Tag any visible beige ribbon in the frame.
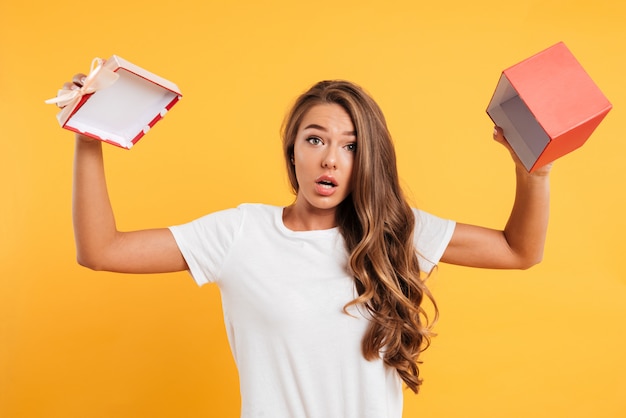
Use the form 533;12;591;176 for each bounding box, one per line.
45;57;119;122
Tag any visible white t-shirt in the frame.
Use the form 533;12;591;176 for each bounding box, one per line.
169;204;455;418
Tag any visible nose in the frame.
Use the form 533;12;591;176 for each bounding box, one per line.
322;147;337;169
322;154;336;169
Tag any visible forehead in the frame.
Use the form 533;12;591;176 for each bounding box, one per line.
299;103;355;133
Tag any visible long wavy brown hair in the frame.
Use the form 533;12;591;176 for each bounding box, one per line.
281;80;438;393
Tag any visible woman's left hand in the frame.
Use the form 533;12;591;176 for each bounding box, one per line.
493;126;553;177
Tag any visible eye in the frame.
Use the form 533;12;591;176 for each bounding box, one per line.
307;136;323;145
345;143;357;152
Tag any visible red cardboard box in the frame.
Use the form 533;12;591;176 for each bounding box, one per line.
487;42;612;172
46;56;182;149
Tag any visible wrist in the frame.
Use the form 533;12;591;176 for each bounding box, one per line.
515;164;551;183
75;133;100;146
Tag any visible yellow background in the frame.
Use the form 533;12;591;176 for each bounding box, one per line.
2;0;625;417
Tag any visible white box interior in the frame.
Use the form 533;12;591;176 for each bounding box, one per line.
65;68;178;148
487;74;550;171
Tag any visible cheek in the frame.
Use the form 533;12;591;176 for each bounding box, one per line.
343;154;356;175
293;145;319;170
292;155;312;182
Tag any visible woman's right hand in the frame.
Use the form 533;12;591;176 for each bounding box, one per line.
59;73;87;99
57;73;98;144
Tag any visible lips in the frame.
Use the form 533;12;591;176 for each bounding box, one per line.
315;175;337;187
315;175;338;196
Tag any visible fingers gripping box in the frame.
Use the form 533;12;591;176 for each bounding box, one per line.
487;42;612;172
46;56;182;149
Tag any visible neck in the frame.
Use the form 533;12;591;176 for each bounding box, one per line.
282;203;337;231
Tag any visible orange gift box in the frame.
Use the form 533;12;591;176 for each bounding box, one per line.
487;42;612;172
46;56;182;149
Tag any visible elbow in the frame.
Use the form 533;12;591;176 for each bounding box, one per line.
74;235;117;271
517;253;544;270
76;250;106;271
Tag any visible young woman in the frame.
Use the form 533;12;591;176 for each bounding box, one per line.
67;78;550;417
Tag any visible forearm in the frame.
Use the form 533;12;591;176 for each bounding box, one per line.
503;166;550;267
441;127;551;270
72;135;118;269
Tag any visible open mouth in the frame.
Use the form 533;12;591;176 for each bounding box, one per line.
316;179;337;188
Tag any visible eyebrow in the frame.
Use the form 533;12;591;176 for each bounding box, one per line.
303;124;356;137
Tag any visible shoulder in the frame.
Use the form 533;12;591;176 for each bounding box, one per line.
412;208;455;233
410;208;456;272
185;203;279;223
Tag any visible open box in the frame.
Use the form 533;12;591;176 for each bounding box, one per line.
47;56;182;149
487;42;612;172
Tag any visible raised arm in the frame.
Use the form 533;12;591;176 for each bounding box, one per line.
73;134;187;273
441;127;550;269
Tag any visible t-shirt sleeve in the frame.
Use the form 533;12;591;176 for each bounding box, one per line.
412;208;456;274
168;207;243;286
